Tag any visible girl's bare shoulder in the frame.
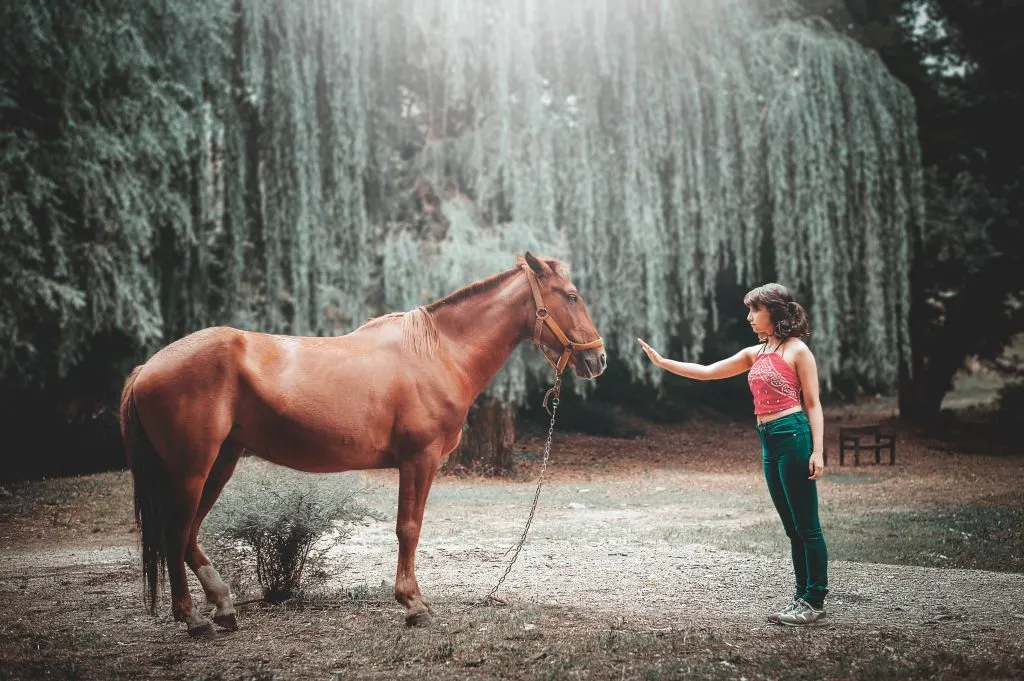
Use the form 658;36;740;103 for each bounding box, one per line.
787;337;810;349
742;342;766;360
786;338;815;360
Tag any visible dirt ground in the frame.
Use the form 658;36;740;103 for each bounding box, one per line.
1;402;1023;681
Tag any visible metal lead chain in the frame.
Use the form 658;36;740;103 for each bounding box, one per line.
454;374;561;614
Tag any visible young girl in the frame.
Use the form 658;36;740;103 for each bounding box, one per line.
637;283;828;626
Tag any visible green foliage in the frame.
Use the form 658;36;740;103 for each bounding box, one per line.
200;461;384;603
912;170;1007;366
759;21;921;386
821;1;1024;417
0;0;229;386
371;0;921;393
1;0;923;412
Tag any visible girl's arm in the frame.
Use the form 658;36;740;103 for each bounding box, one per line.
794;344;825;479
638;339;753;380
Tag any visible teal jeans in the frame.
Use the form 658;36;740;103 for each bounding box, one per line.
757;412;829;608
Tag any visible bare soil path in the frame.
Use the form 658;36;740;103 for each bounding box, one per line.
2;411;1023;680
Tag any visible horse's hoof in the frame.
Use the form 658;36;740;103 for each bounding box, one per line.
188;621;216;639
405;609;433;627
213;612;238;631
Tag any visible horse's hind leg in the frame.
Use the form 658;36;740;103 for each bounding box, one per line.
155;427;235;638
187;440;244;631
164;455;219;639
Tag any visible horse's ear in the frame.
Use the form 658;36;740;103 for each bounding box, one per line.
523;251;548;277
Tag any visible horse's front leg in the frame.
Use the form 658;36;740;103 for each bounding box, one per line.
395;454;439;626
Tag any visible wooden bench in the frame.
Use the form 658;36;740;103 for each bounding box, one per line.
837;424;896;466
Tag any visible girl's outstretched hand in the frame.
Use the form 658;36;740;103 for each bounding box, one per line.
637;338;664;368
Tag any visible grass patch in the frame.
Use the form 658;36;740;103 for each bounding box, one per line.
722;506;1024;573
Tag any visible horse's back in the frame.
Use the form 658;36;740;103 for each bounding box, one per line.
131;323;463;470
139;324;379;384
238;324;464;467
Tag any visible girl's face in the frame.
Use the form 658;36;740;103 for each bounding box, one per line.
746;305;774;339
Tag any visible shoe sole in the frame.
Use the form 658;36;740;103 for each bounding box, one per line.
779;617;831;628
767;603;802;624
767;613;796;624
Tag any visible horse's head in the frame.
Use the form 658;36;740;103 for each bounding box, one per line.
517;251;607;380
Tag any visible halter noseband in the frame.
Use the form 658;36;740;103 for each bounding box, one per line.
520;263;604;374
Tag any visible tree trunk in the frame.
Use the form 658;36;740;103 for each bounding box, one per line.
900;252;1018;423
444;396;517;476
899;253;941;422
899;290;963;423
898;370;949;423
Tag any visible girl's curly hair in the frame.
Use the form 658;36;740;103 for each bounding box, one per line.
743;283;809;340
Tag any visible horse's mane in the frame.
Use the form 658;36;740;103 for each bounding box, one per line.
358;307;441;357
359;260;565;357
422;259;567;311
423;266;522;312
358;267;520;357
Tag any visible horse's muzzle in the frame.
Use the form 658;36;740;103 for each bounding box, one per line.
576;349;607;379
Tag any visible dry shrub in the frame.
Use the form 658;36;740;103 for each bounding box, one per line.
201;460;384;603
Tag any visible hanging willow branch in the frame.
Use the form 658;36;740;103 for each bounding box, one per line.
379;0;922;392
1;0;921;401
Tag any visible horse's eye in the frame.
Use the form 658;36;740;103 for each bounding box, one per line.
568;293;578;303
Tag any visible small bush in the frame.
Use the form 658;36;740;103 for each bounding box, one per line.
201;460;384;603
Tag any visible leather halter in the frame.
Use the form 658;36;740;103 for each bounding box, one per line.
520;263;604;375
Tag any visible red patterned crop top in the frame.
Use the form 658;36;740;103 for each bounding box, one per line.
748;350;802;416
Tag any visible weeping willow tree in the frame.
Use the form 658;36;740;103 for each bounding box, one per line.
1;0;921;388
1;0;922;476
0;0;382;390
0;0;385;478
224;0;380;336
376;0;923;393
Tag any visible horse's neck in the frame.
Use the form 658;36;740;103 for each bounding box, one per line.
430;273;533;397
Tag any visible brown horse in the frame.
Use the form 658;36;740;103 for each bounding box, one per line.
120;252;605;637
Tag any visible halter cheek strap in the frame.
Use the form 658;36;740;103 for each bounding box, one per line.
520;264;604;374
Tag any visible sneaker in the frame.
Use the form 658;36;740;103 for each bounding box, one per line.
778;598;827;626
767;599;800;624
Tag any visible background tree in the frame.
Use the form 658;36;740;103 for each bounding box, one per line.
1;0;927;478
798;0;1024;419
902;0;1024;420
0;0;234;477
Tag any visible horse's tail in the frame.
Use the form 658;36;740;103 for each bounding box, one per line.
120;365;169;614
